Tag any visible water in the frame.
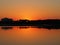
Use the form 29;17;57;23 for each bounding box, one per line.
0;26;60;45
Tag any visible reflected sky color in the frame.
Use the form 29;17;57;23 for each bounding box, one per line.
0;0;60;20
0;27;60;45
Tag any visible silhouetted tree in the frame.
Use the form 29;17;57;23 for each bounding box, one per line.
0;18;13;26
1;18;13;22
18;19;29;26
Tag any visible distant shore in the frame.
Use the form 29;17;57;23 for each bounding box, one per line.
0;18;60;29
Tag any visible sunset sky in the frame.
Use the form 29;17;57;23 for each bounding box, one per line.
0;0;60;20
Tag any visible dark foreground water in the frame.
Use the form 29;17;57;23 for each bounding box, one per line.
0;26;60;45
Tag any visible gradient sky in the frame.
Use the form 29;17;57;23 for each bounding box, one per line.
0;0;60;20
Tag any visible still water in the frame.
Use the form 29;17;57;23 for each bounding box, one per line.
0;26;60;45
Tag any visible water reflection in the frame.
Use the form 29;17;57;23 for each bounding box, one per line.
19;26;29;29
1;26;13;30
0;26;60;45
0;26;60;30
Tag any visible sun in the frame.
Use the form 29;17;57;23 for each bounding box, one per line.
20;8;34;20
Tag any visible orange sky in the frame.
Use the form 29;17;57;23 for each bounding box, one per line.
0;0;60;20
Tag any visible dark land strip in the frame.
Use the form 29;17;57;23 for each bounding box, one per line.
0;18;60;29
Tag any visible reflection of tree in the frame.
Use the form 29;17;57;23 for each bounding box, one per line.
1;26;13;30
